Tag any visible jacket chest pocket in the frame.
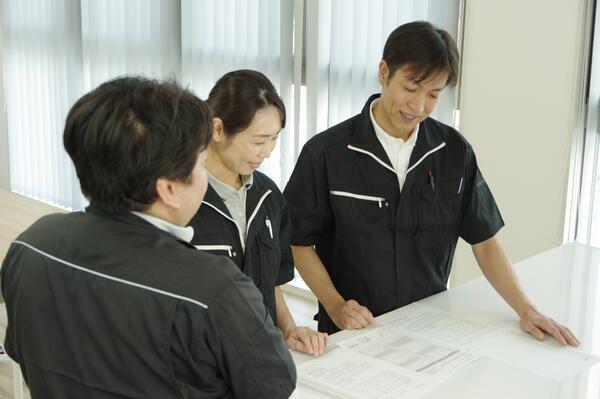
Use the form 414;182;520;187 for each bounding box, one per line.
255;220;281;288
193;230;238;258
417;177;463;248
330;190;393;249
194;244;235;257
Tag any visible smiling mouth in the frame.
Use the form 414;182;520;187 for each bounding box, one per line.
400;111;419;122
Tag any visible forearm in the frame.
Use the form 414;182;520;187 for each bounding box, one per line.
274;286;296;336
472;235;534;317
291;245;345;314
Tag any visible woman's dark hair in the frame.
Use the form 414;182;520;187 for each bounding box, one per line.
207;69;286;135
63;76;212;213
383;20;459;87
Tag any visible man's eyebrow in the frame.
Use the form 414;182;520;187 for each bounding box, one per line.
404;79;444;92
408;78;445;92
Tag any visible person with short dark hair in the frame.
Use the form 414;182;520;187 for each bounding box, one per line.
284;21;580;348
1;76;296;398
188;69;328;357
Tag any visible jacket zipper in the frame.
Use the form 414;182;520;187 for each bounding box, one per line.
330;190;386;208
194;245;233;257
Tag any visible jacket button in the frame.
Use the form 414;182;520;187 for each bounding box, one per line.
233;252;237;257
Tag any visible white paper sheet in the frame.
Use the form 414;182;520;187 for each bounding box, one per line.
298;304;504;397
338;324;479;380
297;347;431;399
377;303;500;348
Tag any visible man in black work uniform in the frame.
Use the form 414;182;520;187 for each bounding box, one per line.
1;77;296;398
284;21;579;347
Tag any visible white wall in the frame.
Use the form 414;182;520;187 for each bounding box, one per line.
0;85;8;191
0;82;8;191
450;0;587;285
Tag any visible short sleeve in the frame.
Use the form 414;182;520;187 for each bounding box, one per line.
459;145;505;244
283;145;332;246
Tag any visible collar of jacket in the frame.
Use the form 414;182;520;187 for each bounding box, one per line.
202;173;272;219
85;204;196;248
201;173;273;250
202;184;231;217
348;94;447;186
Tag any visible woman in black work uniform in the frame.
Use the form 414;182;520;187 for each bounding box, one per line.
188;69;327;356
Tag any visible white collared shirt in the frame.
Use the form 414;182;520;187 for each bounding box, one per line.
131;211;195;243
369;98;419;191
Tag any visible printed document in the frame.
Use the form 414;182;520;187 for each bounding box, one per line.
297;347;430;399
298;304;499;397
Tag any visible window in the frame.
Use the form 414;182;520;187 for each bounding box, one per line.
3;0;461;211
3;0;294;208
3;0;462;294
569;1;600;247
4;0;86;209
304;0;460;138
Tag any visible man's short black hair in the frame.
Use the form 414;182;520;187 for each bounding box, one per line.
63;76;212;213
383;20;459;87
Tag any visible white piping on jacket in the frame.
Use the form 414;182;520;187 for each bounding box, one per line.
347;142;447;178
405;142;446;174
201;201;245;250
246;190;272;235
202;189;273;248
347;145;395;173
12;240;208;309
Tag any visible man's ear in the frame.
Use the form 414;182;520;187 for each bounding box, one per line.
155;177;181;209
378;60;389;86
212;117;226;143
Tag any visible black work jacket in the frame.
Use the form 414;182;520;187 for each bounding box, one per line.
284;94;504;334
1;207;296;398
188;171;295;323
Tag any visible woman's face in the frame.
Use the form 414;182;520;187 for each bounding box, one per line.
212;105;282;176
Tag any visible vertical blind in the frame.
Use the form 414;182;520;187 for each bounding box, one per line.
305;0;460;140
80;0;182;87
4;0;85;209
3;0;460;210
181;0;294;188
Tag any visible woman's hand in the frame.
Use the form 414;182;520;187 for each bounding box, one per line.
285;326;329;357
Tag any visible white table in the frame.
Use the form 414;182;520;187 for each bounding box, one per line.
292;243;600;398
